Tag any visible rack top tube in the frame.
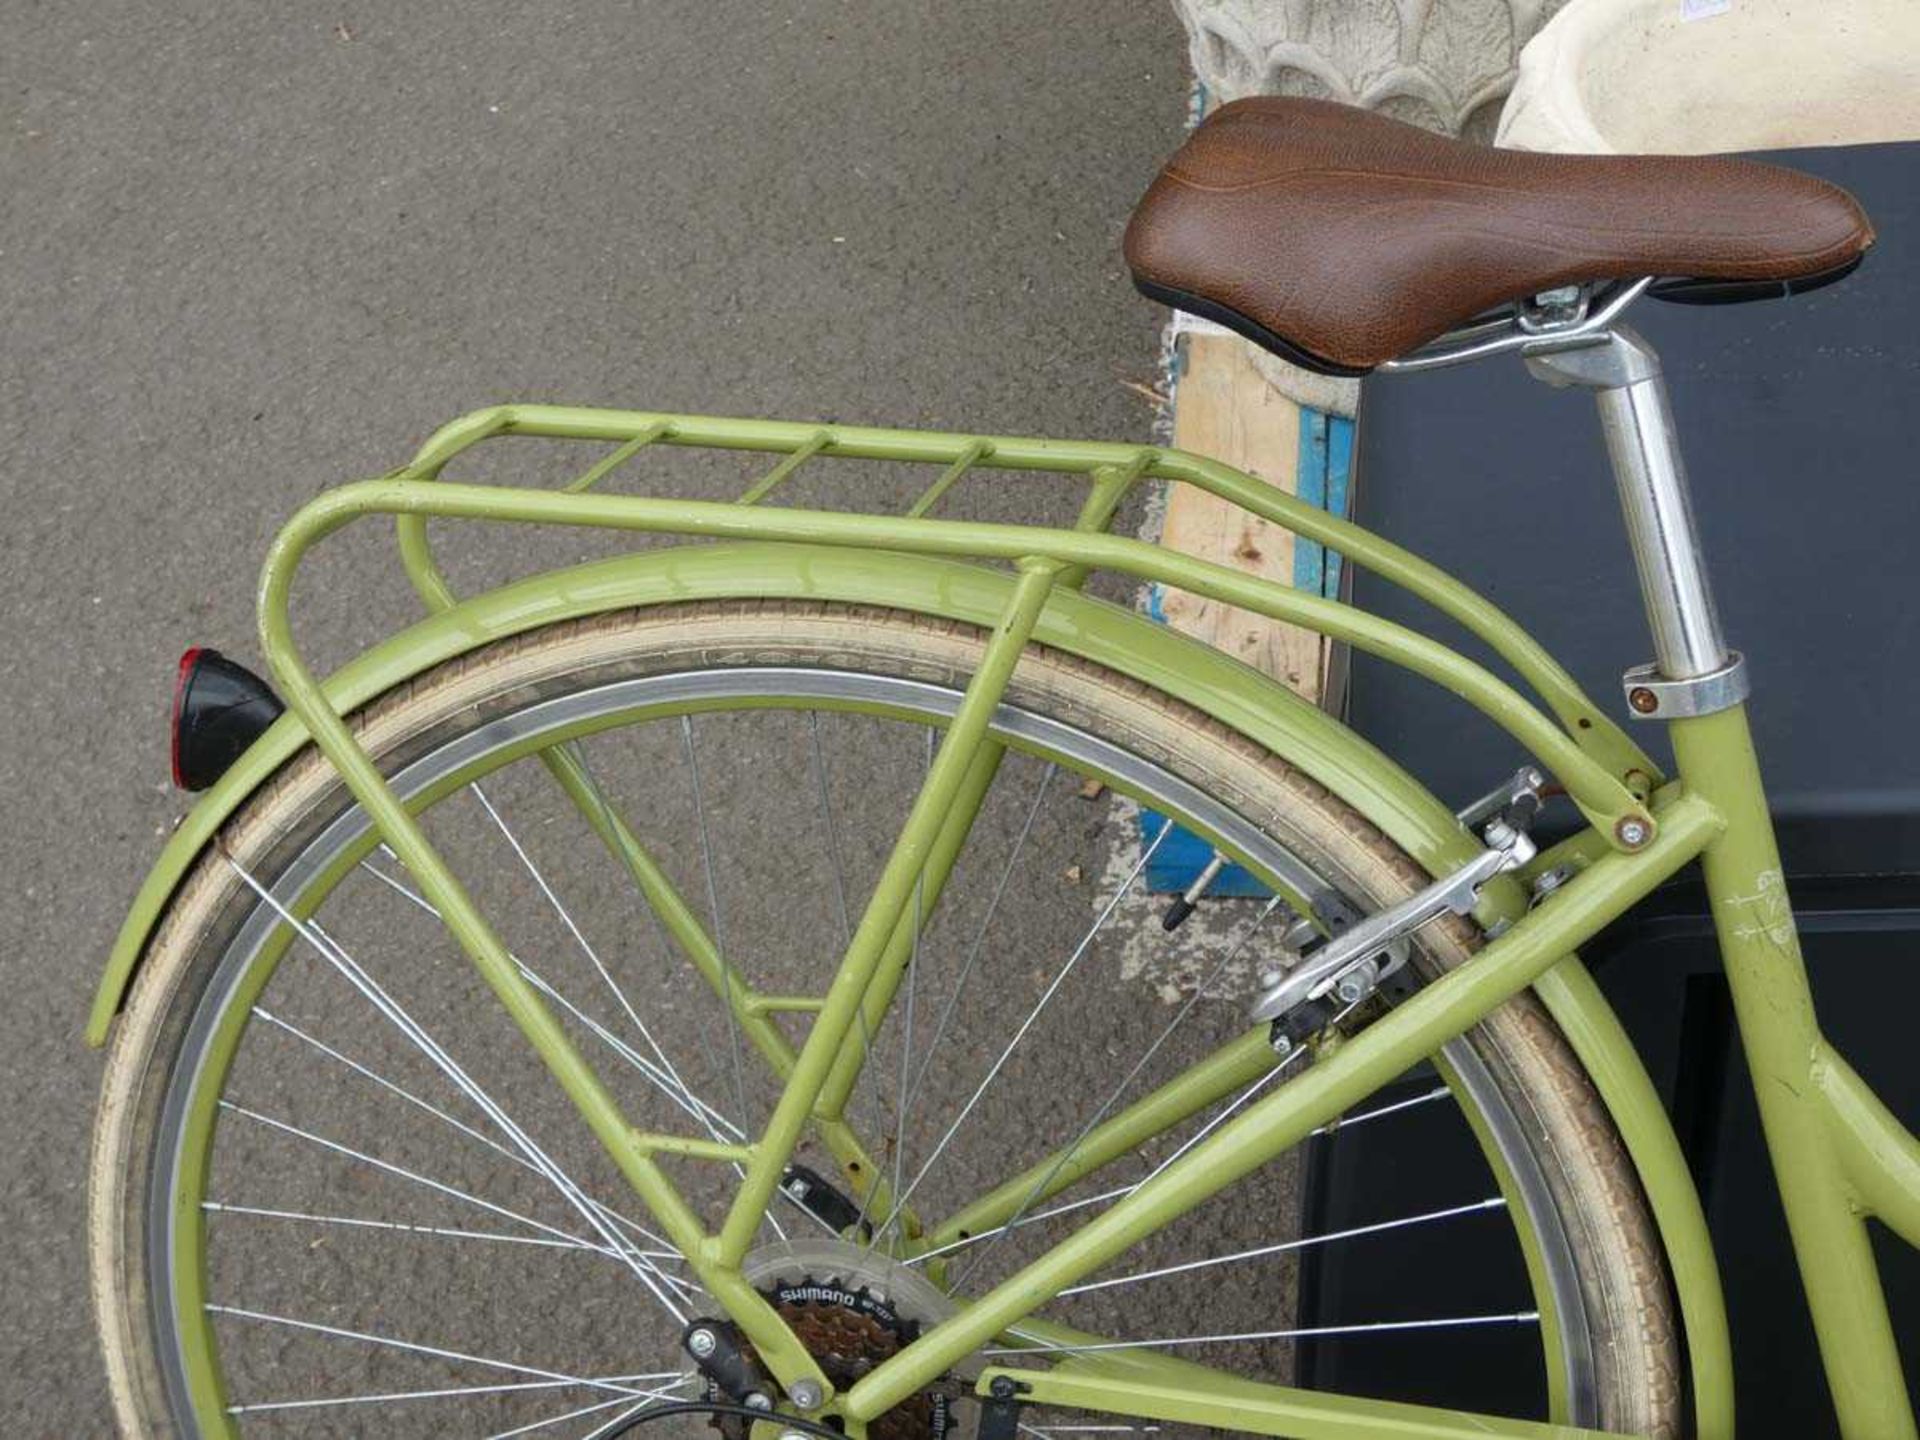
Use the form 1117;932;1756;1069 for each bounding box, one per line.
368;403;1661;847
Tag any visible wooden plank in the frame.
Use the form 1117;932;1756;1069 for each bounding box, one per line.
1161;332;1331;700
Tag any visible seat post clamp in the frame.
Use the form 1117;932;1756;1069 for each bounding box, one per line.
1621;651;1750;720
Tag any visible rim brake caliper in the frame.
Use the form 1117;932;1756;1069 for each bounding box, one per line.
1250;767;1546;1056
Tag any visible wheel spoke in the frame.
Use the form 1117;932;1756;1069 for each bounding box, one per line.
252;1005;528;1169
487;1382;700;1440
897;760;1057;1155
466;781;792;1251
906;1057;1284;1269
887;817;1174;1228
991;1310;1541;1356
255;979;695;1267
681;719;756;1149
225;855;692;1317
488;1395;638;1440
865;726;935;1255
469;781;727;1145
1132;1070;1448;1195
359;853;744;1143
910;1002;1413;1270
201;1200;679;1258
1317;1084;1452;1132
206;1303;673;1393
502;1387;691;1440
216;1101;640;1261
226;1371;685;1415
908;1185;1135;1266
949;889;1285;1289
1060;1196;1506;1296
568;739;732;1102
552;1390;695;1440
810;709;858;959
808;709;889;1152
677;716;796;1249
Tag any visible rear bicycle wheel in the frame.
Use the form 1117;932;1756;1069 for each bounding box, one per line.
92;599;1680;1437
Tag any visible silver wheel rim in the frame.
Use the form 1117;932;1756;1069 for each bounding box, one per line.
148;665;1599;1433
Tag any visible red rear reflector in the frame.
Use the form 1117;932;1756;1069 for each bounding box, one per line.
168;648;284;792
169;647;207;790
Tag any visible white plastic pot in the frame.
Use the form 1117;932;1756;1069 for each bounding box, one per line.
1498;0;1920;154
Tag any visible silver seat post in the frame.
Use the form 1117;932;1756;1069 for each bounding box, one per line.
1525;323;1750;719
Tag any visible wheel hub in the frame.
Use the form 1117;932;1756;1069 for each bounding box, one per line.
702;1239;974;1440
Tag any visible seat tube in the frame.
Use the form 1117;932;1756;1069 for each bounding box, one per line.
1525;324;1728;680
1531;324;1919;1436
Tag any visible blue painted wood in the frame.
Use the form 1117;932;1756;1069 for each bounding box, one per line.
1295;411;1329;596
1292;411;1354;599
1324;415;1353;598
1137;402;1355;891
1142;807;1271;896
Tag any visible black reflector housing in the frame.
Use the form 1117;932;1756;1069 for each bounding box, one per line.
171;648;284;791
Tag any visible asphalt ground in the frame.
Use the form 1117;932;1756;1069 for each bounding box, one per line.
0;2;1224;1431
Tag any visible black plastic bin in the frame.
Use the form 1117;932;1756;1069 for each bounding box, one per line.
1296;141;1920;1436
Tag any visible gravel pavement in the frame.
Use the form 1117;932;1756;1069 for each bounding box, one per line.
1;4;1197;1430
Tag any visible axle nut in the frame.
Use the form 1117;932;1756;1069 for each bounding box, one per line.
686;1327;717;1359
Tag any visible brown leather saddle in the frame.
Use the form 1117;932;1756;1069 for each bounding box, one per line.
1124;97;1874;376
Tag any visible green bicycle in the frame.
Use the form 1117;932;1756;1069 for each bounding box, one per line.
87;97;1917;1439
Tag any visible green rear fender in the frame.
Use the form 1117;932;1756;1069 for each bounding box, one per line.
92;540;1494;1045
86;540;1730;1433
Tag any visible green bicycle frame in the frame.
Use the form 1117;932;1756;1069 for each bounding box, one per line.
95;402;1920;1437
